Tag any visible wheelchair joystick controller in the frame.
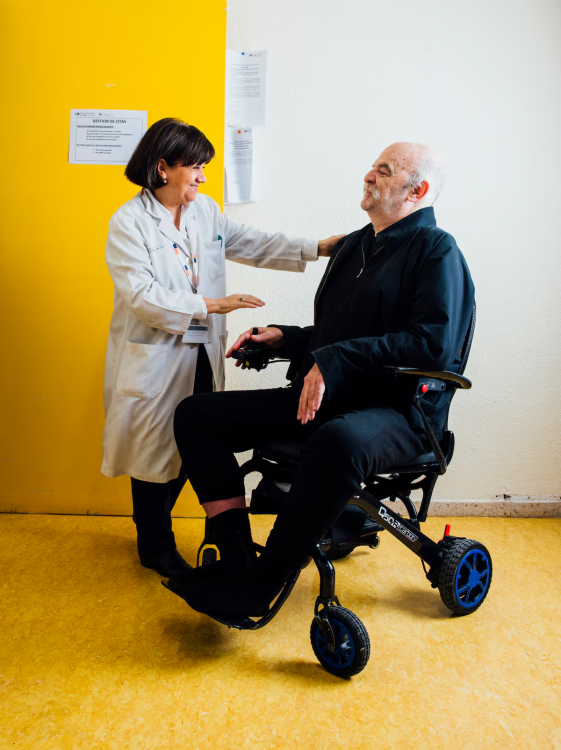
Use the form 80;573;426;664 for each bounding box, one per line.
230;327;288;372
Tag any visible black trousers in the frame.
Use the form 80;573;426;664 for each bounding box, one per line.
131;345;213;556
174;387;426;570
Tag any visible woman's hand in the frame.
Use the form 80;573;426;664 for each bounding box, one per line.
203;294;265;315
318;234;346;257
227;326;284;367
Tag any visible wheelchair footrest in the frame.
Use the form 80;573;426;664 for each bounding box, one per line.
330;535;380;552
206;569;302;632
210;615;259;630
330;508;383;550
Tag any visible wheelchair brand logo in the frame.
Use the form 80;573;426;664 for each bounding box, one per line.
378;506;419;542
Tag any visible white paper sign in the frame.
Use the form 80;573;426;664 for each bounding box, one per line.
69;109;147;165
225;50;267;127
224;127;256;204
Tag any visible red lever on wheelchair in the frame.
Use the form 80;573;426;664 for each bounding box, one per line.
439;524;451;542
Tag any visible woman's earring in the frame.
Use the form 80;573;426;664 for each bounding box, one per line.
163;178;167;184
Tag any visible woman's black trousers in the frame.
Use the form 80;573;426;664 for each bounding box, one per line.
130;345;213;556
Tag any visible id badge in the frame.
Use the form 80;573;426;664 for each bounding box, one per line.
182;320;211;344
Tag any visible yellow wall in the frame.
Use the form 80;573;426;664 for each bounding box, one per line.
0;0;226;516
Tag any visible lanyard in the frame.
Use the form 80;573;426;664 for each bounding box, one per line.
171;239;199;294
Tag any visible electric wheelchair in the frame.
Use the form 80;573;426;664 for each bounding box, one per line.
194;309;492;677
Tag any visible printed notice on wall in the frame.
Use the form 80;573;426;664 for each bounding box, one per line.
225;50;267;127
224;127;256;204
68;109;147;165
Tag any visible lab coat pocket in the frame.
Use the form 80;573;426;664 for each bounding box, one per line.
116;341;169;399
204;240;225;283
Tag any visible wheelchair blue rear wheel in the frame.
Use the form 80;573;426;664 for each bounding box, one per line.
438;539;492;615
310;607;370;677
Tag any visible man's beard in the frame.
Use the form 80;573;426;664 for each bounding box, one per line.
361;184;381;210
361;184;404;213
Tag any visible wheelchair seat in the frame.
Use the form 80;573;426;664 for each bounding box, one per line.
260;439;439;475
259;439;305;466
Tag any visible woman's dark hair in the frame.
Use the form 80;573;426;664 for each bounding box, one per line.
125;118;215;190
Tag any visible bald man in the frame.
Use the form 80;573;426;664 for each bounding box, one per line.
170;143;475;618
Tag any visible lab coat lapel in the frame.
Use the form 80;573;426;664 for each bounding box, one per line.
184;209;202;285
157;206;198;260
141;189;191;255
183;210;198;258
157;218;187;251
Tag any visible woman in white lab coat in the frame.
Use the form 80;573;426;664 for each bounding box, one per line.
102;118;339;578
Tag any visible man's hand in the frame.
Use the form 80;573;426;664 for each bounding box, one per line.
318;234;346;257
297;364;326;424
227;326;284;368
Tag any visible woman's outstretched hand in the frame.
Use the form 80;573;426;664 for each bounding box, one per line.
227;326;284;368
318;234;346;257
203;294;265;315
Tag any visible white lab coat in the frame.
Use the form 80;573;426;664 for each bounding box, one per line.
101;189;318;483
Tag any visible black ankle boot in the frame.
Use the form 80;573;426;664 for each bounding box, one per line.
209;508;257;568
166;558;286;618
164;503;337;619
139;548;192;578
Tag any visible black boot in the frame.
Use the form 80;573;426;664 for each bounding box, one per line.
163;482;354;619
208;508;257;568
165;562;285;618
140;548;192;578
165;512;310;618
165;494;346;619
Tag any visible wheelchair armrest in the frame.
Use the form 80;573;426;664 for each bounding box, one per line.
384;366;472;390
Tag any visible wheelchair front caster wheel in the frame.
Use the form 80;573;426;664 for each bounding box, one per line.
201;547;218;567
438;539;492;615
310;607;370;677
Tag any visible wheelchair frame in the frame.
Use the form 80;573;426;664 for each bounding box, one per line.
194;307;493;676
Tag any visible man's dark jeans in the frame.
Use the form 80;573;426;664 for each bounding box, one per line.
174;387;426;570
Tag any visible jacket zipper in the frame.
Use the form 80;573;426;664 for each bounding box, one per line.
314;240;346;322
356;241;366;278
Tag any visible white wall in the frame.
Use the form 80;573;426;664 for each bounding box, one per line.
223;0;561;500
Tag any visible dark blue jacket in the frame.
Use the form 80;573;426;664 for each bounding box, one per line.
274;207;475;439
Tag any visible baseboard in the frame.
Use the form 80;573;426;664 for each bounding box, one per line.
385;495;561;518
2;496;559;520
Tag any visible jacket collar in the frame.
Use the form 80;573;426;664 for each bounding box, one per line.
318;207;437;295
140;188;195;221
140;189;198;253
336;207;436;256
140;188;162;220
375;206;436;240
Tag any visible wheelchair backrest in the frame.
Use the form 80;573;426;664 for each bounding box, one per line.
458;303;476;377
443;303;476;435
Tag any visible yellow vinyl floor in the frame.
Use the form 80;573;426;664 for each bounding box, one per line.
0;514;560;750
